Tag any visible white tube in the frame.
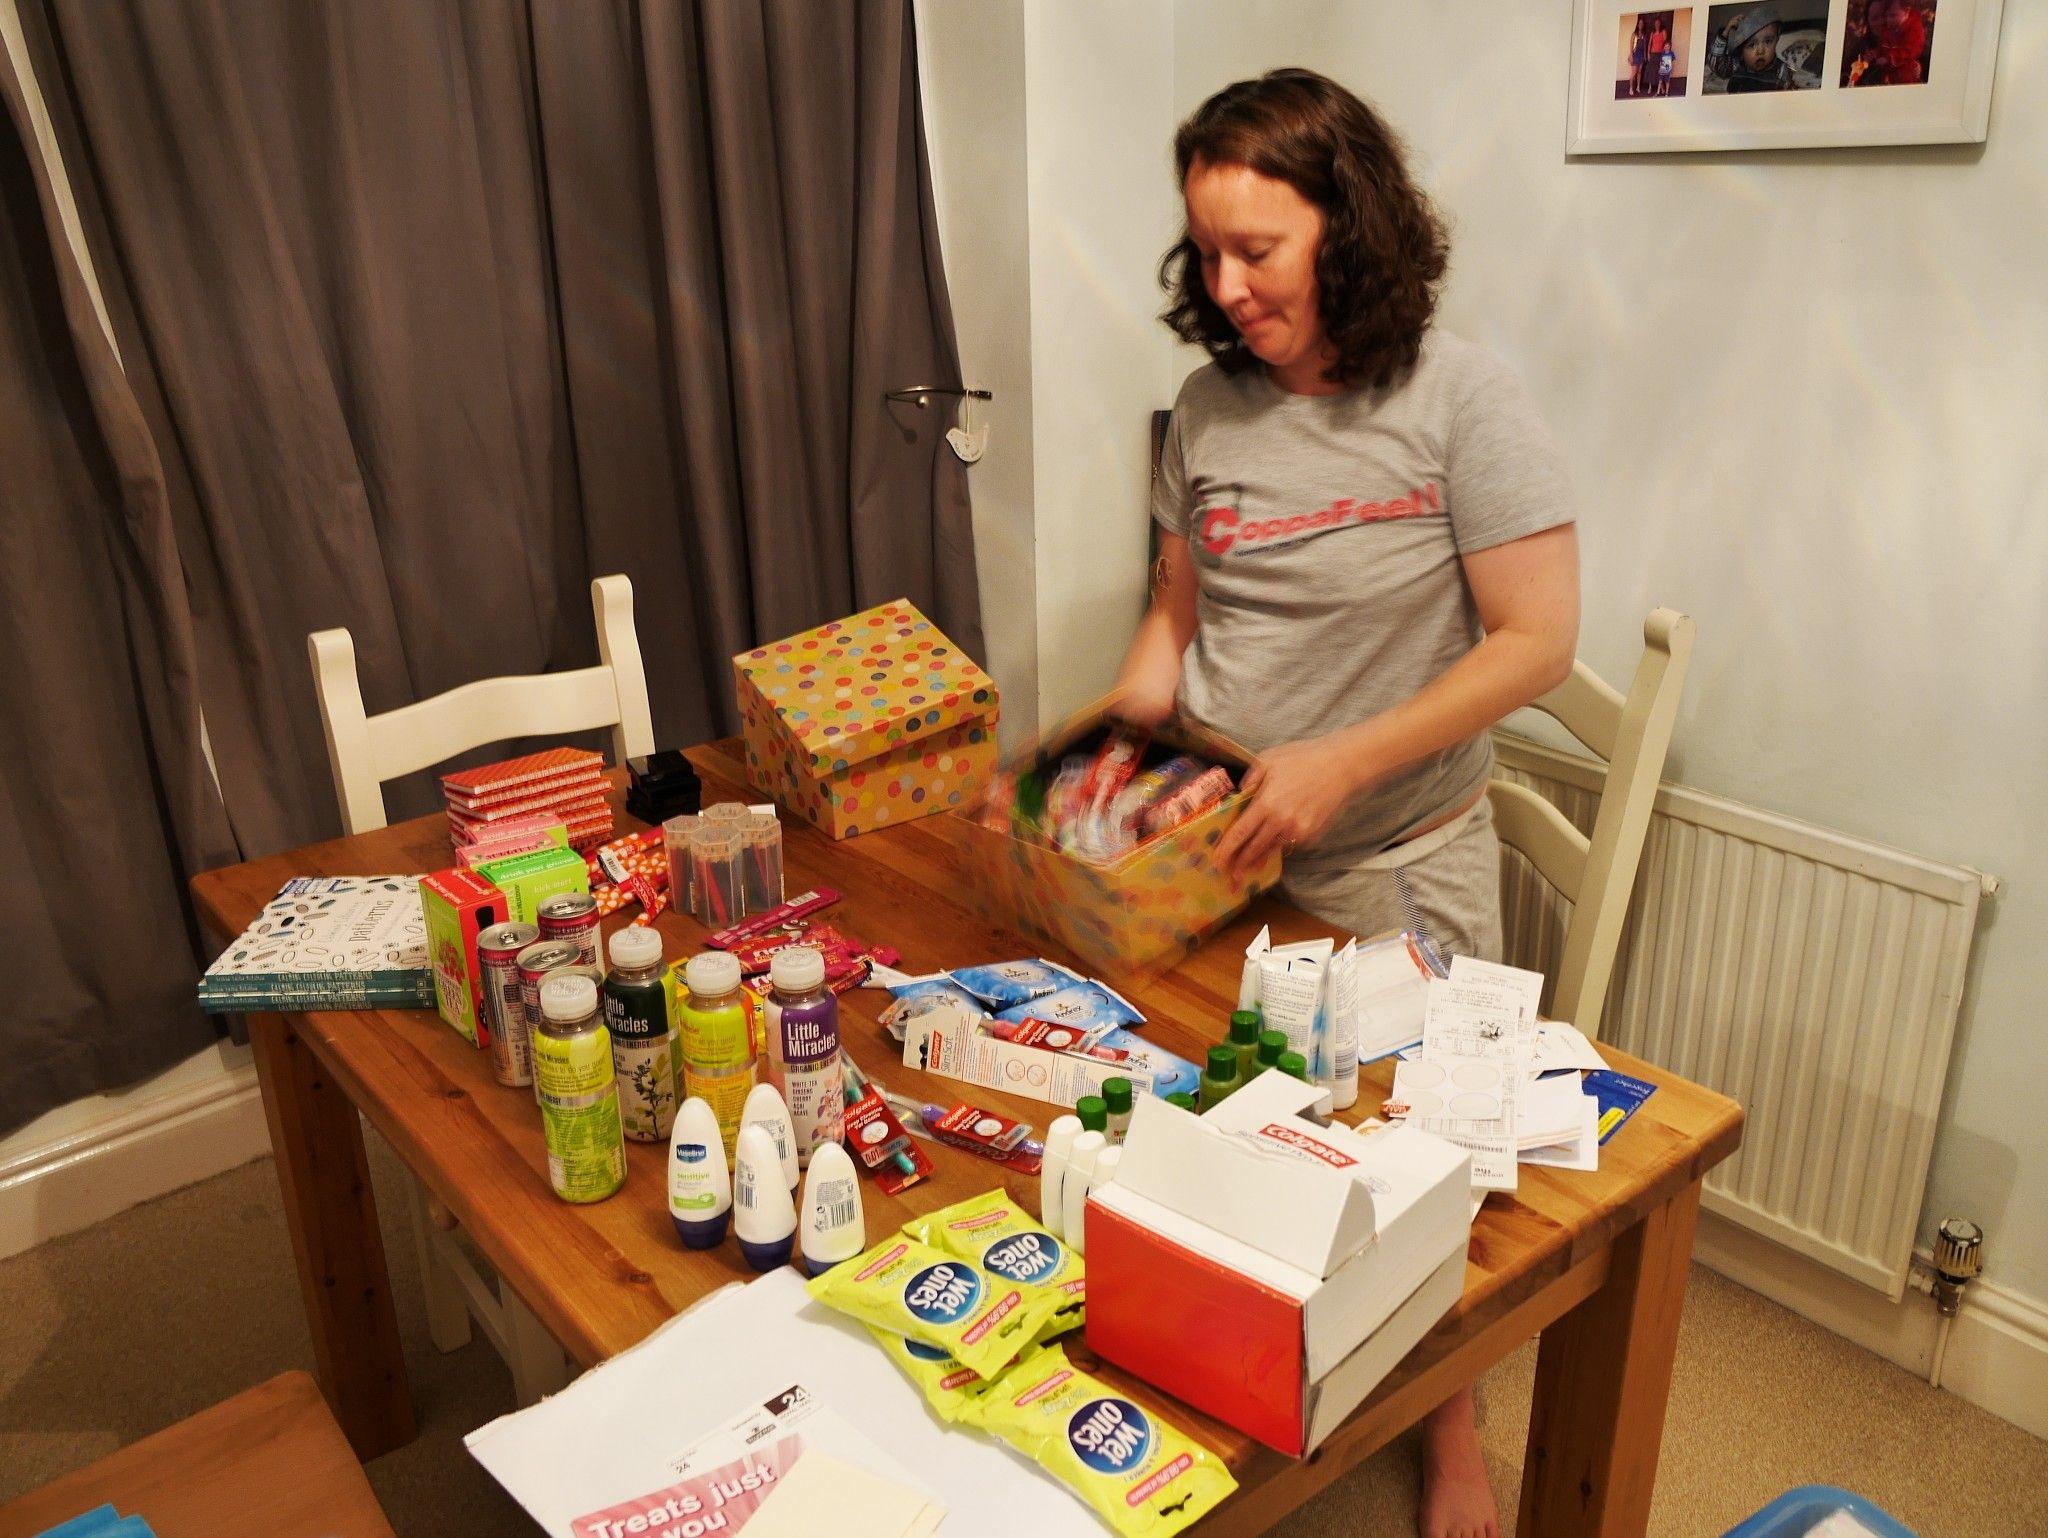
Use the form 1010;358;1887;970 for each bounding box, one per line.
1063;1131;1106;1255
1040;1114;1082;1239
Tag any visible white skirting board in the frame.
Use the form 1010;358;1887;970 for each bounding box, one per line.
1694;1209;2048;1441
0;1044;272;1261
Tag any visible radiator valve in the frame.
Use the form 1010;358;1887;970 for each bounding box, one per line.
1931;1218;1984;1318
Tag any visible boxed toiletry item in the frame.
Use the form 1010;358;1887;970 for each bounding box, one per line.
473;843;591;928
420;867;508;1046
948;697;1282;977
734;598;999;840
1084;1068;1472;1455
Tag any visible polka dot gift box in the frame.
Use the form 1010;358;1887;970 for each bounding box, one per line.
733;598;1000;840
947;696;1284;980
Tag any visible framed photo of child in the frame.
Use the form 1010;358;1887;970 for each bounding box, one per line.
1567;0;2005;153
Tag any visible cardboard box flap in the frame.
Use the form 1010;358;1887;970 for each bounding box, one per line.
733;598;997;776
1115;1095;1377;1278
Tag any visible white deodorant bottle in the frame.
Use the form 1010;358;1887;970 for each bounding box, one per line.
741;1080;800;1190
733;1123;796;1270
798;1141;864;1277
1062;1130;1107;1256
667;1096;731;1249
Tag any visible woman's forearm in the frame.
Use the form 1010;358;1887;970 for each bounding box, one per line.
1326;624;1573;796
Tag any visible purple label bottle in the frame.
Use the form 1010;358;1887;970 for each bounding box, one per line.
763;945;845;1167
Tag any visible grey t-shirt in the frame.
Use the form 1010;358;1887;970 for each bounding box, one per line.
1152;329;1574;863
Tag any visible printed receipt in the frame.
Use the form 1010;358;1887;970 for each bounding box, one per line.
1401;958;1545;1193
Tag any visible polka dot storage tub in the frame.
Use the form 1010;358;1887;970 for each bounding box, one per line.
733;598;1000;840
946;695;1283;980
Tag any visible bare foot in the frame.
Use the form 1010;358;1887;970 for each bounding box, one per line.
1419;1387;1499;1538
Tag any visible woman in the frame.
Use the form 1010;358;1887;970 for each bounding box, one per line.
1115;70;1578;1538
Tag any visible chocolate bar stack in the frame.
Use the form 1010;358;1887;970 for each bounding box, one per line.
441;748;614;853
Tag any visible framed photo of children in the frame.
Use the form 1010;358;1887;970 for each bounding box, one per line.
1567;0;2005;153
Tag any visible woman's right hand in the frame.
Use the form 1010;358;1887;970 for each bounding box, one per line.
1112;654;1180;729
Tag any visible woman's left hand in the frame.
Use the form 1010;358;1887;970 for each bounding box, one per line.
1215;735;1370;882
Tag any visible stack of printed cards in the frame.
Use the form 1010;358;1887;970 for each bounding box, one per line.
442;748;612;852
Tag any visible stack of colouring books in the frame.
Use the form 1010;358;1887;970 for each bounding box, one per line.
198;875;432;1012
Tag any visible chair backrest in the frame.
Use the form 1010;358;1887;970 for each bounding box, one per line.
308;574;657;835
1488;607;1695;1040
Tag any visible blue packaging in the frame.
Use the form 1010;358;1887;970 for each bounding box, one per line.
885;973;986;1012
992;980;1144;1031
1093;1028;1201;1099
1585;1069;1657;1144
949;958;1080;1009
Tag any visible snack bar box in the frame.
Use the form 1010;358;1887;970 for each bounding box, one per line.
946;694;1282;977
733;598;999;840
1085;1071;1472;1456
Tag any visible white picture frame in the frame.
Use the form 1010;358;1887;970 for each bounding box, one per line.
1567;0;2005;154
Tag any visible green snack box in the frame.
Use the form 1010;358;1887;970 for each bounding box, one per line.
474;844;591;926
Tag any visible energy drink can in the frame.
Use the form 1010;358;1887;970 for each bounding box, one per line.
517;938;584;1101
479;921;540;1088
537;891;601;967
533;973;625;1204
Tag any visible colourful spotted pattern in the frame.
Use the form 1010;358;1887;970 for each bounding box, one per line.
734;599;1000;841
948;708;1284;978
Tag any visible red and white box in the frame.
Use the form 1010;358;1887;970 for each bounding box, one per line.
441;748;613;852
1084;1070;1472;1456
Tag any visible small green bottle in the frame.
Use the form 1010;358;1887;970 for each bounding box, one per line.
1278;1049;1310;1083
1076;1094;1109;1135
1165;1092;1199;1111
1200;1045;1241;1111
1227;1011;1262;1084
1256;1030;1288;1074
1101;1077;1134;1143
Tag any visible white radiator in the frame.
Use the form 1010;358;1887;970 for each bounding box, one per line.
1494;733;1993;1300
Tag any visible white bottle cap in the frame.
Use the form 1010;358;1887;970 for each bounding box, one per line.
769;945;827;993
1089;1146;1123;1193
742;1081;800;1189
538;974;598;1023
608;926;663;970
684;951;741;997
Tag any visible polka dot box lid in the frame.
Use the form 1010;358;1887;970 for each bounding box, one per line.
733;598;999;776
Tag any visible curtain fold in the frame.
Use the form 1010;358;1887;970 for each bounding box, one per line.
26;0;980;850
5;0;979;1120
0;41;234;1134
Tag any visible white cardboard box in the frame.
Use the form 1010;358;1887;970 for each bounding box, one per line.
1085;1070;1471;1454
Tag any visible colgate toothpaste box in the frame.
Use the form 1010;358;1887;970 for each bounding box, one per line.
946;695;1282;978
733;598;999;840
1085;1070;1471;1456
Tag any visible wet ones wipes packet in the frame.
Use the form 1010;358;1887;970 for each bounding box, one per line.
965;1344;1238;1536
903;1188;1085;1332
866;1324;1010;1422
807;1236;1064;1379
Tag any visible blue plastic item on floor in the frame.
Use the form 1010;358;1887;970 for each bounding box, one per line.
1721;1485;1918;1538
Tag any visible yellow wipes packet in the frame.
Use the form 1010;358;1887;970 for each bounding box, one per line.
964;1344;1238;1536
807;1236;1064;1379
867;1325;1027;1422
902;1188;1086;1334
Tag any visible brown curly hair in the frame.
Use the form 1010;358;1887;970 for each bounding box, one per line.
1161;69;1449;393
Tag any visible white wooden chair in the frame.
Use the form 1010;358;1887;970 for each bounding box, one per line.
1489;607;1695;1041
308;574;655;1404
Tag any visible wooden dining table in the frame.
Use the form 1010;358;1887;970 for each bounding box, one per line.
190;738;1742;1537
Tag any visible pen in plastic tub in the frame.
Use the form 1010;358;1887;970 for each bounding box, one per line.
741;812;783;917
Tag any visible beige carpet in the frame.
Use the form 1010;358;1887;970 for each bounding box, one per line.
3;1142;2044;1536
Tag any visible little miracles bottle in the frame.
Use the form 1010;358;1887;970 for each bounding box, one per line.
763;946;844;1168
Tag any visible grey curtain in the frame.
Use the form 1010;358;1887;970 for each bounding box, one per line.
0;47;236;1134
22;0;981;850
3;0;978;1128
